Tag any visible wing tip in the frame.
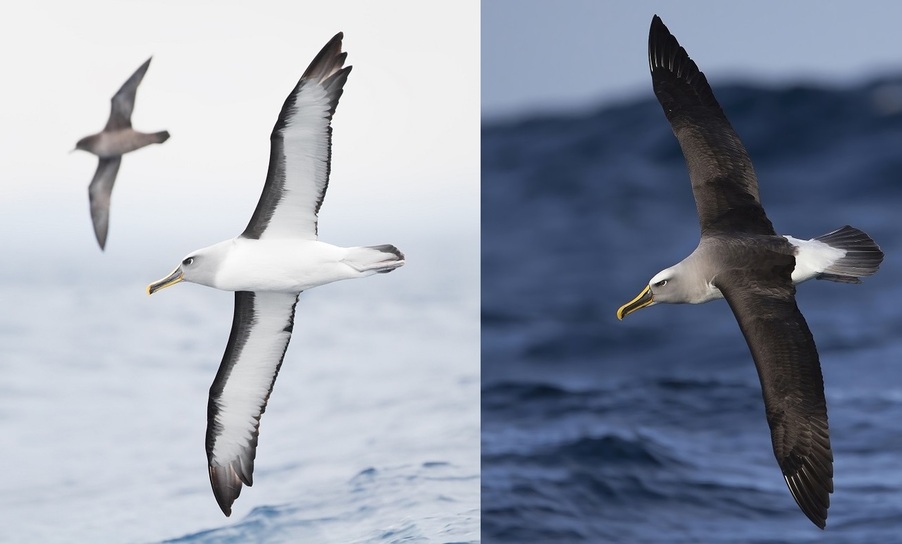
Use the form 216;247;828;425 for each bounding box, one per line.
647;14;670;73
301;31;349;82
130;56;152;83
94;228;107;250
274;31;351;130
89;202;108;250
648;15;688;76
209;463;254;517
650;14;664;34
781;447;833;530
784;472;831;529
647;14;717;108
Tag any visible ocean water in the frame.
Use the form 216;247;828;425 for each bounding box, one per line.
482;78;902;542
0;191;479;542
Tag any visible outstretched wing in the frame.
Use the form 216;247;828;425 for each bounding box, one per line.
648;15;774;236
206;290;300;516
105;57;152;131
87;157;122;250
242;32;351;241
715;252;833;529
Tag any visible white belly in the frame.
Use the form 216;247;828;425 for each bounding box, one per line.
213;238;360;292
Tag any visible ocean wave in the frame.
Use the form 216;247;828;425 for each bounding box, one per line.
483;77;902;542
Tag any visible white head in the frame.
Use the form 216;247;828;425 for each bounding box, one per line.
146;244;229;294
617;264;698;320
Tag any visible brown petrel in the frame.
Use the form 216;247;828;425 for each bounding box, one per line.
74;57;169;250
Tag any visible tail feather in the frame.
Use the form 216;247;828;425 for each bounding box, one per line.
814;225;883;283
343;244;405;274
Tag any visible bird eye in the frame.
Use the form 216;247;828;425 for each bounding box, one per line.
654;279;667;287
182;257;194;266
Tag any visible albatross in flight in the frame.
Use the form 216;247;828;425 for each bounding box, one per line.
74;57;170;250
617;15;883;529
147;33;404;516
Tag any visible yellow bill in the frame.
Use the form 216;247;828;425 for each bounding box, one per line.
617;285;654;320
147;267;184;295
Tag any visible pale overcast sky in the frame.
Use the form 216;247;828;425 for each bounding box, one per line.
0;0;478;255
483;1;902;121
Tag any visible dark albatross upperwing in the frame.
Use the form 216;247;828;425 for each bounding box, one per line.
648;15;775;237
105;57;152;131
206;290;300;516
715;248;833;529
242;32;351;241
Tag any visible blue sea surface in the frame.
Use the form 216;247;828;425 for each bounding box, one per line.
0;196;479;543
482;79;902;542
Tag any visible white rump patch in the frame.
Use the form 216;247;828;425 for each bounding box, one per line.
784;235;847;284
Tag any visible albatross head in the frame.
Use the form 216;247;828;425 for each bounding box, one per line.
146;244;228;295
616;267;687;320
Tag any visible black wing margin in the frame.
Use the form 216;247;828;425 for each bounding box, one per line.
206;290;300;516
242;32;351;240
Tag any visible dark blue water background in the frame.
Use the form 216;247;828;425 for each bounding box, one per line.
482;78;902;543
